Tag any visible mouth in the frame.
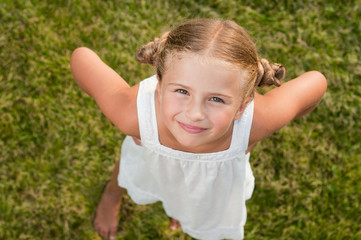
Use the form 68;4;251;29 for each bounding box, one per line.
178;122;208;134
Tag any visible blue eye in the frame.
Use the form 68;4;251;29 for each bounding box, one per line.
210;97;224;103
176;89;188;95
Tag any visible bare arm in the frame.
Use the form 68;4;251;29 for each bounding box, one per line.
70;47;139;137
248;71;327;148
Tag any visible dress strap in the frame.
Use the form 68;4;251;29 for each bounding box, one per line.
136;75;159;144
230;100;254;151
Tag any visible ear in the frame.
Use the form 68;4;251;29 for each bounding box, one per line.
234;104;247;120
234;98;251;120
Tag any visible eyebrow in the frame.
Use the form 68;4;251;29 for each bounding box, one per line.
167;83;234;99
168;83;190;89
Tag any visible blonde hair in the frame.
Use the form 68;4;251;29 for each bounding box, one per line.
136;18;285;100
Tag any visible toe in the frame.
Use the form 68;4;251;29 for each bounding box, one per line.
109;228;117;240
169;218;181;231
102;230;110;239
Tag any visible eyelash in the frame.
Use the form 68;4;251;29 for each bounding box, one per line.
176;89;224;103
176;89;189;95
210;97;224;103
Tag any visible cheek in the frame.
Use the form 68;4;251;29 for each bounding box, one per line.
161;93;185;119
208;107;235;129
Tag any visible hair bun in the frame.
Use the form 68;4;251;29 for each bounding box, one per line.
256;58;285;87
136;39;159;65
136;32;169;66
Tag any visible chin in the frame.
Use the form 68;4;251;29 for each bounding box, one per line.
176;135;206;150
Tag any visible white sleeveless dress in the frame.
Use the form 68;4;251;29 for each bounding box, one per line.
118;75;255;240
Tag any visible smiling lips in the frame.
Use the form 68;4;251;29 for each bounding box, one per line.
178;122;208;134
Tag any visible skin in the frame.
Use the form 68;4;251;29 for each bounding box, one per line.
155;54;248;153
70;47;327;239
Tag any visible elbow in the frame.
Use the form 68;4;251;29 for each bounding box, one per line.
70;47;82;74
70;47;91;93
70;47;90;69
70;48;82;86
305;71;328;112
70;47;93;86
301;71;327;104
309;70;328;95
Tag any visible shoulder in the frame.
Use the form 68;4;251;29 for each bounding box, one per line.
112;76;157;137
87;79;140;138
109;84;140;138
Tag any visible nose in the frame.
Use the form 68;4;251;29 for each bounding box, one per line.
185;98;205;122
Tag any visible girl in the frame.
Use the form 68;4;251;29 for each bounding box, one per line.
70;19;327;240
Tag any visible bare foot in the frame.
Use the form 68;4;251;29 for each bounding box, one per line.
94;182;123;239
169;218;181;231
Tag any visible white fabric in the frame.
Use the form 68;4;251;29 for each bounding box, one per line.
118;75;255;240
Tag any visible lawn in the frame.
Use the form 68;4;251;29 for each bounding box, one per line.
1;0;360;239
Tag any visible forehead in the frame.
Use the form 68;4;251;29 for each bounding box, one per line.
166;52;242;71
162;53;248;91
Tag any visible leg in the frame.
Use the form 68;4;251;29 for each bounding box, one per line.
94;160;125;239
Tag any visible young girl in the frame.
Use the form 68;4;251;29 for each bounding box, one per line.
70;19;327;240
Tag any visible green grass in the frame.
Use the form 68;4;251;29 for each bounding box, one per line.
1;0;360;239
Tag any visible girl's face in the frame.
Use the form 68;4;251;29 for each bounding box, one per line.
157;54;249;152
